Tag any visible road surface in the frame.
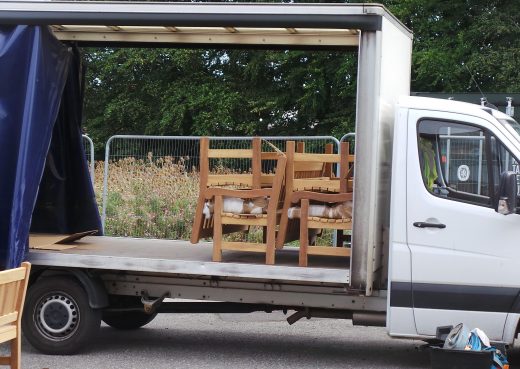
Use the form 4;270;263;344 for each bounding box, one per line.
2;312;519;369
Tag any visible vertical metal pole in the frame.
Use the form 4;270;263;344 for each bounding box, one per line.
82;134;95;187
477;132;483;195
446;127;451;180
101;136;116;232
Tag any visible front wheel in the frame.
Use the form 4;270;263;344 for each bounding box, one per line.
22;276;101;355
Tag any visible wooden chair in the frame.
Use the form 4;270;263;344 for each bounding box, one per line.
191;137;286;264
276;141;354;266
0;262;31;369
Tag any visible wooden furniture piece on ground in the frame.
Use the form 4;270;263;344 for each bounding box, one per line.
191;137;286;265
0;262;31;369
276;140;354;266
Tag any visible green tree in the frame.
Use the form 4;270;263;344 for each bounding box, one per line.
83;0;520;153
380;0;520;92
84;47;357;153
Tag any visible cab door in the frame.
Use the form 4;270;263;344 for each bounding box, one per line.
406;109;520;341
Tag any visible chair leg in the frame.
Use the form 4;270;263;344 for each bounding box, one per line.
336;230;344;247
11;333;20;369
190;196;207;244
299;199;309;267
212;196;223;262
0;356;11;366
276;203;290;249
265;211;276;266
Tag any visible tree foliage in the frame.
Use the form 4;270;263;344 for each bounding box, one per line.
83;0;520;152
381;0;520;92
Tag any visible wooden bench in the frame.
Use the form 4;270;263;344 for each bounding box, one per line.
191;137;286;264
0;262;31;369
277;141;354;266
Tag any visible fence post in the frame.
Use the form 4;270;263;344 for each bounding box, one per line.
101;136;118;232
82;134;95;186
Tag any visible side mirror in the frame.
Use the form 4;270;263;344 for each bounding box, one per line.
495;171;518;215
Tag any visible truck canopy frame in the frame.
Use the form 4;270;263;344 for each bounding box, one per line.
1;1;413;296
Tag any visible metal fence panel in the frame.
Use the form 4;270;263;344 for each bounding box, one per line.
82;134;95;185
101;135;339;240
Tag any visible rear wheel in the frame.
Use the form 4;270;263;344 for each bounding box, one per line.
22;276;101;355
102;311;157;330
102;296;157;330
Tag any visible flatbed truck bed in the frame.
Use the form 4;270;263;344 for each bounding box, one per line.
27;236;349;284
26;236;386;315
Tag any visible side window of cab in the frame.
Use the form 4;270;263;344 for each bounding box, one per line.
418;119;520;209
417;120;491;207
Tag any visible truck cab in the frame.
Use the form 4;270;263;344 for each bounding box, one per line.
388;96;520;344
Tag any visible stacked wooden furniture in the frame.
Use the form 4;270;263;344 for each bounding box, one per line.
191;137;286;265
0;262;31;369
277;141;354;266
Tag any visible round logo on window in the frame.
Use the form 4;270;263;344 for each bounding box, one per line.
457;165;470;182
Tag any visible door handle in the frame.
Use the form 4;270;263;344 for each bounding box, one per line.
413;222;446;229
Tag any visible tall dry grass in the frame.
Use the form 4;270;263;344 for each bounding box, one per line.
94;155;199;239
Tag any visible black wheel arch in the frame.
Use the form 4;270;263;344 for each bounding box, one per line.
30;267;109;309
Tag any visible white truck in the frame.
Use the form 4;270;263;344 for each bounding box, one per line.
2;1;520;355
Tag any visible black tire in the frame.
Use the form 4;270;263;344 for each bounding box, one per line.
22;276;101;355
102;311;157;330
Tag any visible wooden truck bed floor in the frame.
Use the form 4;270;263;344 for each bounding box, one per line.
27;236;350;285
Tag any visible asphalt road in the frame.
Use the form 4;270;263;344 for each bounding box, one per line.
2;312;519;369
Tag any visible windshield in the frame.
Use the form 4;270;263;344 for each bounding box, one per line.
498;117;520;142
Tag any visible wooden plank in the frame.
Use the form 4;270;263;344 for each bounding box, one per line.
0;285;5;316
190;196;207;243
0;312;17;327
2;281;17;315
208;149;253;158
0;269;25;285
212;196;223;262
294;153;340;163
221;242;267;252
260;152;280;160
252;137;262;189
17;262;31;317
340;141;349;193
260;173;275;185
324;143;333;177
292;178;340;192
290;191;352;203
294;161;324;172
307;246;351;257
299;198;310;267
222;213;267;219
276;140;295;249
205;188;270;198
265;154;286;265
207;174;252;187
307;220;352;230
199;137;209;190
0;325;16;343
220;216;267;226
0;357;10;365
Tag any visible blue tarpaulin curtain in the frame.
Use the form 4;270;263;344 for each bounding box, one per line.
31;47;102;236
0;26;70;269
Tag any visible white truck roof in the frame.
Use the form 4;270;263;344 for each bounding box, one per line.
0;1;411;47
399;95;511;121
